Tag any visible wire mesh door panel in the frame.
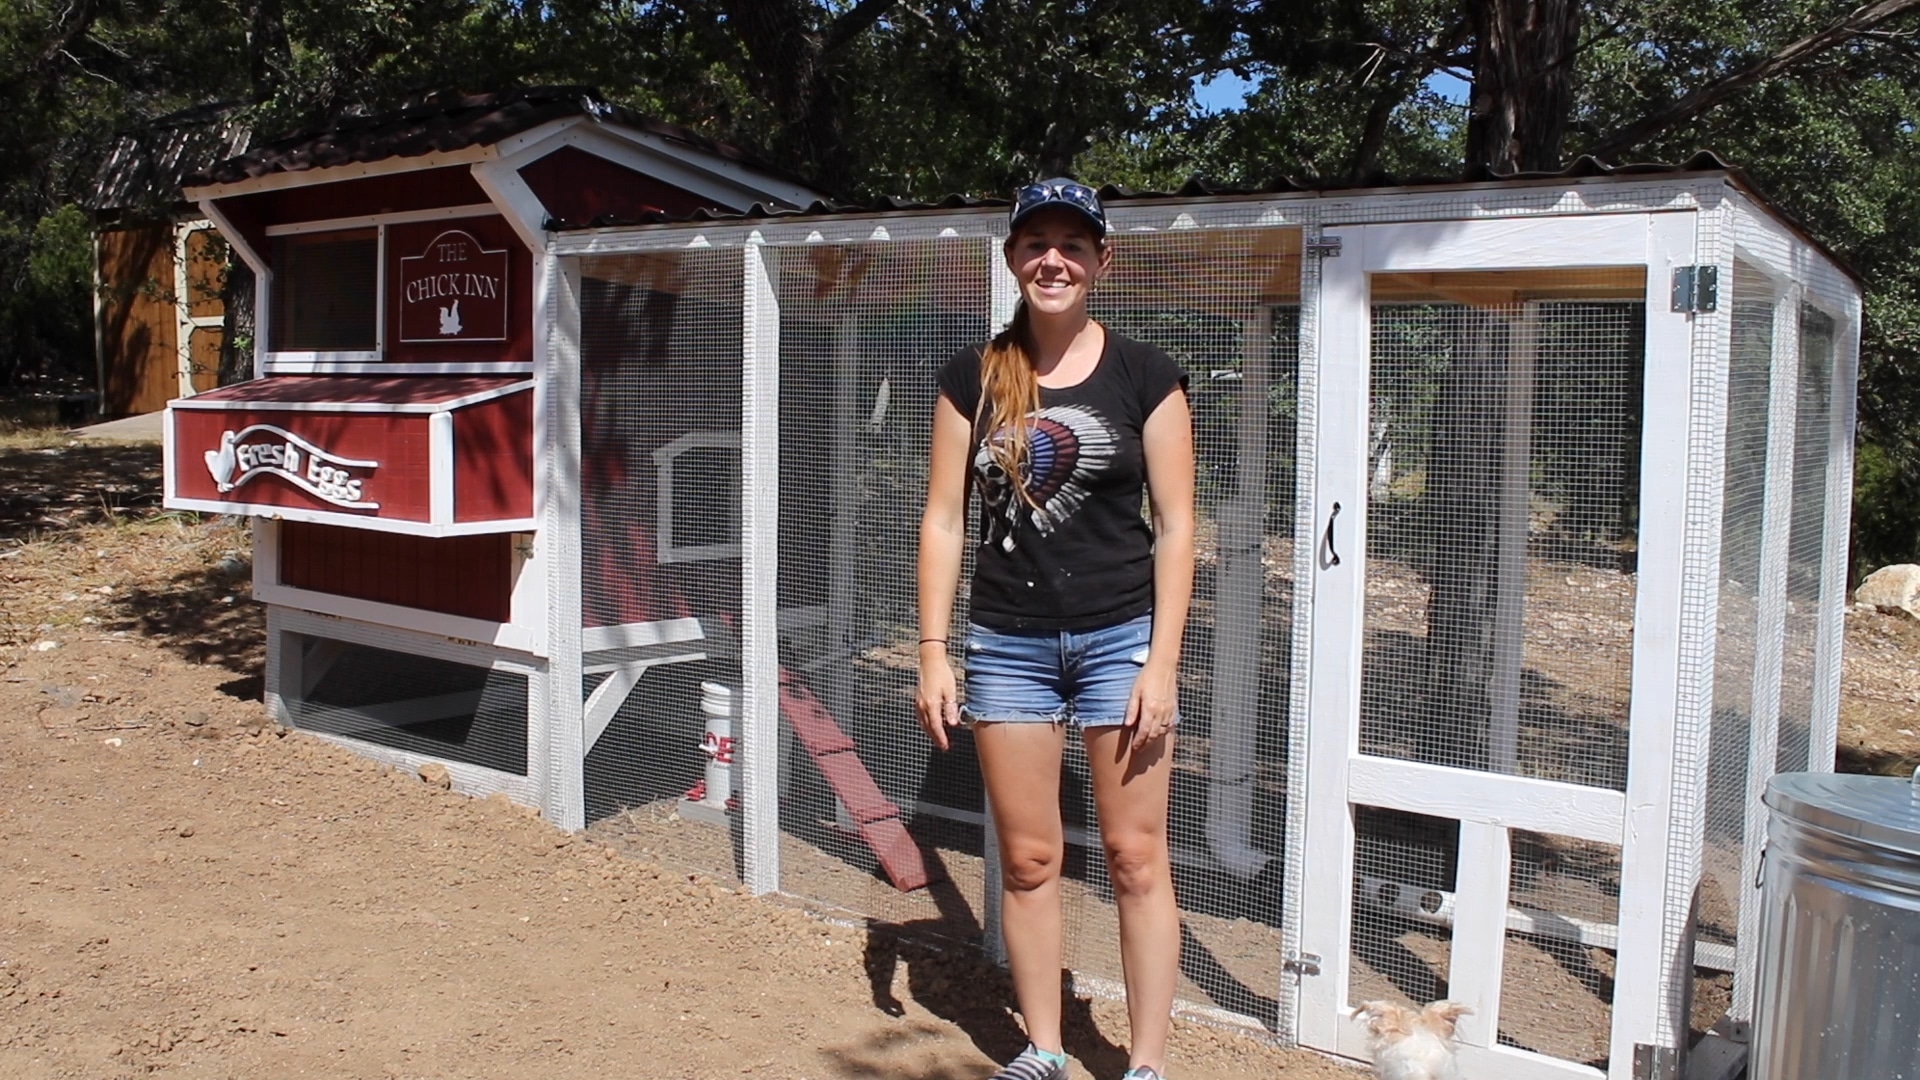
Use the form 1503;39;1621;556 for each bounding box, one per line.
1300;216;1667;1080
1357;279;1642;1077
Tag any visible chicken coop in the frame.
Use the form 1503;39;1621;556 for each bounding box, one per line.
169;134;1860;1080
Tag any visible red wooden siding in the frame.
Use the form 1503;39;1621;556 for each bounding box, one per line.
453;389;535;520
518;145;711;224
383;215;532;365
279;521;513;622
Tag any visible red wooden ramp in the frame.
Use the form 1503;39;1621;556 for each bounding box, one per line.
777;669;935;892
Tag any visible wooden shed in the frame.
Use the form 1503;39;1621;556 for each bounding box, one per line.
88;103;252;417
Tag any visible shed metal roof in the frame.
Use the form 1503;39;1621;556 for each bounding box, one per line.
89;102;252;214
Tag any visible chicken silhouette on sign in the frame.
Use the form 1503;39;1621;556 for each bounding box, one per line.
438;299;463;336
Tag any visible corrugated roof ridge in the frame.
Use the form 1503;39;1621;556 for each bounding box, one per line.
547;152;1745;231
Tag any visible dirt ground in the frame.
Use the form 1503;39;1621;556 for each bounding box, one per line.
3;433;1917;1080
0;431;1353;1079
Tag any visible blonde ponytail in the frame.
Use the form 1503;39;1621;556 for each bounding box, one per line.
977;302;1044;510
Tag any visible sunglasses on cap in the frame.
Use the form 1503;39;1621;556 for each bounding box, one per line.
1010;178;1107;237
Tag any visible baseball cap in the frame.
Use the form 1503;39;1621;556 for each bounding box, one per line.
1009;178;1106;239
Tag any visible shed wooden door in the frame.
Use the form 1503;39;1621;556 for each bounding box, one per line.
97;220;225;415
98;224;179;415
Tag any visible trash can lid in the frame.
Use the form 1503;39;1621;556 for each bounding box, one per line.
1765;770;1920;856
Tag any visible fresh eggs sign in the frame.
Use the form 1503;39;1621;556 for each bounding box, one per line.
397;229;509;344
202;424;380;510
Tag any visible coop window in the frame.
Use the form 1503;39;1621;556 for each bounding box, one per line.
270;229;379;352
653;430;742;564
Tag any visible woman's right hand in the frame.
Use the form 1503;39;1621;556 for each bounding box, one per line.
915;650;962;751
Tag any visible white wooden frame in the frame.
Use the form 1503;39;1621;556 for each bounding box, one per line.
1299;212;1702;1080
652;430;743;564
172;219;225;397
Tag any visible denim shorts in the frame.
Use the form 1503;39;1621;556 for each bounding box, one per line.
961;612;1170;729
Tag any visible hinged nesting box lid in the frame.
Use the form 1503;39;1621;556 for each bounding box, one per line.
1765;770;1920;856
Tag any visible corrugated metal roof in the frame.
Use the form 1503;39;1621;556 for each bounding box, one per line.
89;102;252;214
186;86;799;190
545;151;1744;231
545;149;1859;285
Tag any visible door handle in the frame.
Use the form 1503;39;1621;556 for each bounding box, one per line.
1320;502;1343;569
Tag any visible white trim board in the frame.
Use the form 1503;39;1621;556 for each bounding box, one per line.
164;495;536;538
1346;757;1627;845
171;379;533;413
262;204;499;236
260;361;533;376
183;145;498;201
257;580;540;654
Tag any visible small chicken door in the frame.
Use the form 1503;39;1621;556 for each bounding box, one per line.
1296;214;1699;1080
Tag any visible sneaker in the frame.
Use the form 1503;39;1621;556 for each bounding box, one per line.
990;1044;1069;1080
1120;1068;1165;1080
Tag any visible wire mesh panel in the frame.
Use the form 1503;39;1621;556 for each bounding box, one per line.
1352;272;1645;1063
1086;226;1303;1025
1777;304;1836;775
1360;281;1644;783
281;630;530;774
574;251;747;881
1497;834;1622;1066
1699;263;1778;993
766;236;992;930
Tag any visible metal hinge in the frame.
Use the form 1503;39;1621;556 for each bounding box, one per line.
1304;236;1343;258
1282;952;1322;977
1633;1043;1682;1080
1671;265;1719;313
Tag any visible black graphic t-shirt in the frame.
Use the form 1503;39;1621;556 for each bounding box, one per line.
937;331;1188;631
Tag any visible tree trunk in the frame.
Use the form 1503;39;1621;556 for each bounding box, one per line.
1464;0;1582;174
218;261;255;387
246;0;293;103
1420;310;1509;769
714;0;894;195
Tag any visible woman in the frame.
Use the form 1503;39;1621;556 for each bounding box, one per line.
916;178;1196;1080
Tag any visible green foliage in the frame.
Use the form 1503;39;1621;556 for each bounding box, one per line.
0;0;1916;566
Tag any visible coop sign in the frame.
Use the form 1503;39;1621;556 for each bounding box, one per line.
397;229;509;343
202;424;380;510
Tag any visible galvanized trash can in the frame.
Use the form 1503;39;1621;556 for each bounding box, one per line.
1751;769;1920;1080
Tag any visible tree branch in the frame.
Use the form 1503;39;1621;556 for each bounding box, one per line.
822;0;898;55
1587;0;1920;161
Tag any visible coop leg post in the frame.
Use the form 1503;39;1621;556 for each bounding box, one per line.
983;790;1007;966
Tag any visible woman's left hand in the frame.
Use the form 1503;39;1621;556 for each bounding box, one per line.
1125;660;1179;752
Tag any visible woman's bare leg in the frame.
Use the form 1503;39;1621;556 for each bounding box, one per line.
1083;727;1178;1073
975;721;1069;1054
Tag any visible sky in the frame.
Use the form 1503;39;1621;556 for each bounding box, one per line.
1191;69;1472;114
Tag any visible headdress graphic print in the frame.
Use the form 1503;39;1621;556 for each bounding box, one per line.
976;405;1118;551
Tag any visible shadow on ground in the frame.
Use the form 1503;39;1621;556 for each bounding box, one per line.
0;440;164;543
105;562;264;677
